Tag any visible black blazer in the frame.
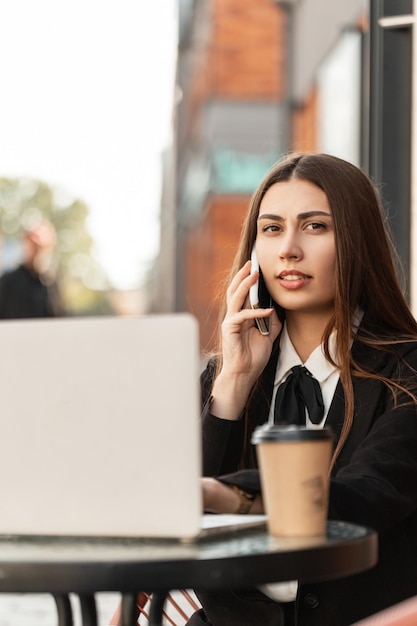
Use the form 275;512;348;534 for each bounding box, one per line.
200;328;417;626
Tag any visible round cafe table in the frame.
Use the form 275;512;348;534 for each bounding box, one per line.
0;520;377;626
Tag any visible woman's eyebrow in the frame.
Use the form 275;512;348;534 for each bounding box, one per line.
257;211;332;221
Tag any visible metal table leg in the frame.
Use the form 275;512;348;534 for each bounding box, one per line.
149;591;168;626
121;593;141;626
53;594;74;626
79;594;98;626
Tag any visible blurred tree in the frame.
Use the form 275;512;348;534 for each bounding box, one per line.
0;177;114;315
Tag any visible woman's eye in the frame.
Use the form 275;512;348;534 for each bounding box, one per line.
262;224;281;233
305;222;326;231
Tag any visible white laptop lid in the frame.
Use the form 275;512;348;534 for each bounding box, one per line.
0;314;204;539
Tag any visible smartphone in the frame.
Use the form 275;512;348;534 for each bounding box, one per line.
249;247;270;335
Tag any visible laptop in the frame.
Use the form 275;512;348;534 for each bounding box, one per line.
0;314;265;541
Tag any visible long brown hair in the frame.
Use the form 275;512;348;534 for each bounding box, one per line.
216;153;417;465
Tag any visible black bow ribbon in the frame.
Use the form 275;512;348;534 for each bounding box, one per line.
274;365;324;426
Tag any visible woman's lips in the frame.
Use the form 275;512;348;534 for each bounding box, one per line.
277;270;311;290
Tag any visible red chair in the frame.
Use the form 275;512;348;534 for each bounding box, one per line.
108;590;201;625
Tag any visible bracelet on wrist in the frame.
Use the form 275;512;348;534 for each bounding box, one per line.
230;485;256;514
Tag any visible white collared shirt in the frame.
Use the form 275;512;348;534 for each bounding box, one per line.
267;323;340;428
261;322;340;603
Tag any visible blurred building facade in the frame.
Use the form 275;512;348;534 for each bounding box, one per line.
153;0;415;352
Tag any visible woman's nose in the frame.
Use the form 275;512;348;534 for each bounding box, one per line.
278;231;303;260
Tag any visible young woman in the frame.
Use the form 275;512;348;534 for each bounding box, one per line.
186;153;417;626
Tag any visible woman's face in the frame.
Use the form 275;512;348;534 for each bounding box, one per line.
255;178;336;319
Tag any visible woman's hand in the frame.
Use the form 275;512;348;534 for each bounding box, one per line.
202;477;264;514
210;261;282;420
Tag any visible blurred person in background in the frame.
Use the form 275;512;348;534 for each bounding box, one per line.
0;219;66;318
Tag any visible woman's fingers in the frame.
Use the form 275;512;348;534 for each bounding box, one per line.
219;262;281;379
222;306;274;334
225;262;284;339
226;261;258;313
222;262;277;345
227;260;251;295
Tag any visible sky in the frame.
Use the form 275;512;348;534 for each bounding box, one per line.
0;0;177;289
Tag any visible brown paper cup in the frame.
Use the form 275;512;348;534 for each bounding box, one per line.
251;425;333;537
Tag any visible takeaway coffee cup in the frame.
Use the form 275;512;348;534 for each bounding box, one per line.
251;425;333;537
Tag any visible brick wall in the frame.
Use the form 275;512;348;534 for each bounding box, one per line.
209;0;285;99
180;0;285;150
